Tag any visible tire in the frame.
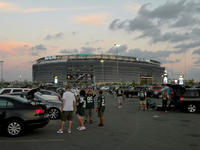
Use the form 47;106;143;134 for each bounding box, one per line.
187;104;197;113
48;108;60;120
6;119;24;137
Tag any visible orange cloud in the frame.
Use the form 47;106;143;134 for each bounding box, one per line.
0;41;30;55
74;14;108;26
0;2;58;13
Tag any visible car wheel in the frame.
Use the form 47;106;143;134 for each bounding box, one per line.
48;108;60;120
187;104;197;113
6;119;24;137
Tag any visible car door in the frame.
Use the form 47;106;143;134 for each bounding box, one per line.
0;99;7;123
0;98;14;125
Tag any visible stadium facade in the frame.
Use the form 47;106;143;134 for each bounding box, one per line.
32;54;165;84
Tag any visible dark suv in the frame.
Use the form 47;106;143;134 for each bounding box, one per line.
0;95;49;137
179;88;200;113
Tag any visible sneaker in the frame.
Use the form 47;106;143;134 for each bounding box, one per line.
68;129;71;134
76;126;81;130
89;120;93;124
78;126;86;131
57;129;63;134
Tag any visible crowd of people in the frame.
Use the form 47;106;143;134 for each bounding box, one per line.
57;86;105;134
138;87;177;112
56;85;177;134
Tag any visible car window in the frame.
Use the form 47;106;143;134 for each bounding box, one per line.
184;90;200;97
0;99;14;108
14;97;28;103
40;91;51;95
1;89;11;94
13;89;23;93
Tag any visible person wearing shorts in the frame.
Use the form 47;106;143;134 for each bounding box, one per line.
85;89;96;124
76;90;86;131
96;90;105;127
57;86;76;134
116;87;124;108
138;88;147;111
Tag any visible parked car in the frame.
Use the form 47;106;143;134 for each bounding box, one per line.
9;89;62;120
100;86;110;91
71;88;80;96
122;86;138;98
38;89;61;101
0;88;30;95
178;88;200;113
33;92;62;120
0;95;49;137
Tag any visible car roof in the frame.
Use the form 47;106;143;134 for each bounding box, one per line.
0;95;20;99
185;88;200;91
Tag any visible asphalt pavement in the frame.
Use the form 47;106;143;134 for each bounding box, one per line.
0;94;200;150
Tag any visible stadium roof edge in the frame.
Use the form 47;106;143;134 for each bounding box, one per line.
35;54;161;65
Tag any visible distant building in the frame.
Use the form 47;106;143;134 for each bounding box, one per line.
32;54;165;84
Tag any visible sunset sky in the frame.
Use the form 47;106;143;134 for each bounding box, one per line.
0;0;200;81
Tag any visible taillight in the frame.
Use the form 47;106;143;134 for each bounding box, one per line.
35;108;44;115
180;97;184;101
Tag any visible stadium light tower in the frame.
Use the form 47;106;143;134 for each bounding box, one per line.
0;61;4;82
114;44;120;82
100;59;104;83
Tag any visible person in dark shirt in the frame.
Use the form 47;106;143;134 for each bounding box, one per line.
138;88;147;110
85;89;96;124
96;90;105;127
162;91;169;112
76;90;86;131
168;90;177;111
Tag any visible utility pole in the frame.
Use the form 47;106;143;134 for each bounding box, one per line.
0;61;4;82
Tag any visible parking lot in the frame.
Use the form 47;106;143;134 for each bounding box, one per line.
0;94;200;150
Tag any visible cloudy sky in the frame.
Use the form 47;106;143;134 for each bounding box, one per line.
0;0;200;81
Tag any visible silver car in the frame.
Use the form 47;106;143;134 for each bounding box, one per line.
33;92;62;120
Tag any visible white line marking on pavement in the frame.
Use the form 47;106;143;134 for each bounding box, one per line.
0;139;65;143
153;115;160;118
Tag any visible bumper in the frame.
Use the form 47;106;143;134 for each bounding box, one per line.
25;117;49;129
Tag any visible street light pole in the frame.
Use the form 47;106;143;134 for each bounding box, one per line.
0;61;4;82
114;44;120;82
100;59;104;83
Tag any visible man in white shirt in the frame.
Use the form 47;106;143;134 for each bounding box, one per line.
57;86;76;134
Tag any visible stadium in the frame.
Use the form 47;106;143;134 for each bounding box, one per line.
32;54;165;84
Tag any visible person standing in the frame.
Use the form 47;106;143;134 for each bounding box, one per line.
76;90;87;131
116;87;124;108
85;89;96;124
162;91;169;112
96;90;105;127
168;90;176;111
57;86;76;134
138;88;147;110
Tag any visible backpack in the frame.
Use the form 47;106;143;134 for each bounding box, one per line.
139;90;145;100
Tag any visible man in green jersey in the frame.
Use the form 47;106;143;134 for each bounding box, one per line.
96;90;105;127
85;89;96;124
